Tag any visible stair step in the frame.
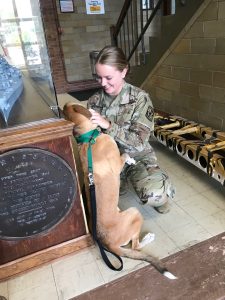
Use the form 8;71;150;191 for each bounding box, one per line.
128;0;205;86
128;52;151;87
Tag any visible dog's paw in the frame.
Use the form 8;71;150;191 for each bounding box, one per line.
138;232;155;249
127;157;136;165
124;154;136;165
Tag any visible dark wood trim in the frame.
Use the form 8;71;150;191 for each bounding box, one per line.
163;0;172;15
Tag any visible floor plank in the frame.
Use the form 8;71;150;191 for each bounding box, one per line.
72;232;225;300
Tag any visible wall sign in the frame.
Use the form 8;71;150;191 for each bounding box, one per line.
59;0;74;13
85;0;105;15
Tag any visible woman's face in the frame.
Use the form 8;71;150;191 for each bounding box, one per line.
95;63;127;96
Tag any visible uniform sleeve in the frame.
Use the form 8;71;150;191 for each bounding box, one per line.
106;93;154;152
87;92;102;113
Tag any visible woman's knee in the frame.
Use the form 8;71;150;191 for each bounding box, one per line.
134;186;168;206
130;170;175;206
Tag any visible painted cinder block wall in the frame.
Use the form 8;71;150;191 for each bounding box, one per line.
142;0;225;131
57;0;123;82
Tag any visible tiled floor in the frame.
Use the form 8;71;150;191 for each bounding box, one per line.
0;94;224;300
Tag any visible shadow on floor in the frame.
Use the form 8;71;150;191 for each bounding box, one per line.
69;88;100;101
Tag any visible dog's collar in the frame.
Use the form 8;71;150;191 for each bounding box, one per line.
76;129;100;145
75;129;100;185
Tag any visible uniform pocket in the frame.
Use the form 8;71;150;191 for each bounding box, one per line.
118;103;135;117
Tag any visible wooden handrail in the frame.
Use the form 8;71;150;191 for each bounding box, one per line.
128;0;165;61
113;0;132;39
112;0;165;61
111;0;203;75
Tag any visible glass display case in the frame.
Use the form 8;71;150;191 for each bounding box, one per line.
0;2;90;281
0;0;60;128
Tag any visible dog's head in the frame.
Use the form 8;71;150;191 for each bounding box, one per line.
63;102;97;135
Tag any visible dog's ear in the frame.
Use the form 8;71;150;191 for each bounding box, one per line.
63;102;92;120
72;104;92;119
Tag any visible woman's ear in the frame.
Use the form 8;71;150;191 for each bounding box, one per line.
121;67;128;78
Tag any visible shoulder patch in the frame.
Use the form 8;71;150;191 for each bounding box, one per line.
145;106;154;121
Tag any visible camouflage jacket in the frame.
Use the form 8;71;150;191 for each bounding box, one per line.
87;82;155;157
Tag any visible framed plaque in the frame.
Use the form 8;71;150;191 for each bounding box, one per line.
0;119;92;281
59;0;74;13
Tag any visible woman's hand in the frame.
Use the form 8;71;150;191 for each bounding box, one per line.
89;109;111;129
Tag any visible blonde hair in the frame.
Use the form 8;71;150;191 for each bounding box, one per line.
96;46;129;73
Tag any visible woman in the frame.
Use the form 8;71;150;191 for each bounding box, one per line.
87;46;175;213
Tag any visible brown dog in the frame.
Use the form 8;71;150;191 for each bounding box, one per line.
63;102;176;279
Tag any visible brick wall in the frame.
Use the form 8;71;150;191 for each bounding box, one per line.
39;0;123;94
143;0;225;131
40;0;101;93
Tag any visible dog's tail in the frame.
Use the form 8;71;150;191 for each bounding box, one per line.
120;248;177;280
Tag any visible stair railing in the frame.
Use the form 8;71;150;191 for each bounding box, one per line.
111;0;166;66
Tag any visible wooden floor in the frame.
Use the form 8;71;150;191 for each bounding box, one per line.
72;232;225;300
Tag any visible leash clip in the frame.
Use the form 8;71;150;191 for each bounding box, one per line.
88;173;94;186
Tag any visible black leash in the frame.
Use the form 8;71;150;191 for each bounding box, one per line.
76;130;123;271
89;184;123;271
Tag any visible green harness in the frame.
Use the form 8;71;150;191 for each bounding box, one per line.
76;129;100;185
75;128;123;271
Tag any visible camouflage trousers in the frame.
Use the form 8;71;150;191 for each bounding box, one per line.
121;155;175;207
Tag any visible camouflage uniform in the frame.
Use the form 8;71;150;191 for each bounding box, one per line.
87;82;175;207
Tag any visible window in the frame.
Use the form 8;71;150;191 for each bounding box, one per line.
142;0;154;10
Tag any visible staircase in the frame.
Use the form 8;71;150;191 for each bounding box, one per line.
111;0;204;87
